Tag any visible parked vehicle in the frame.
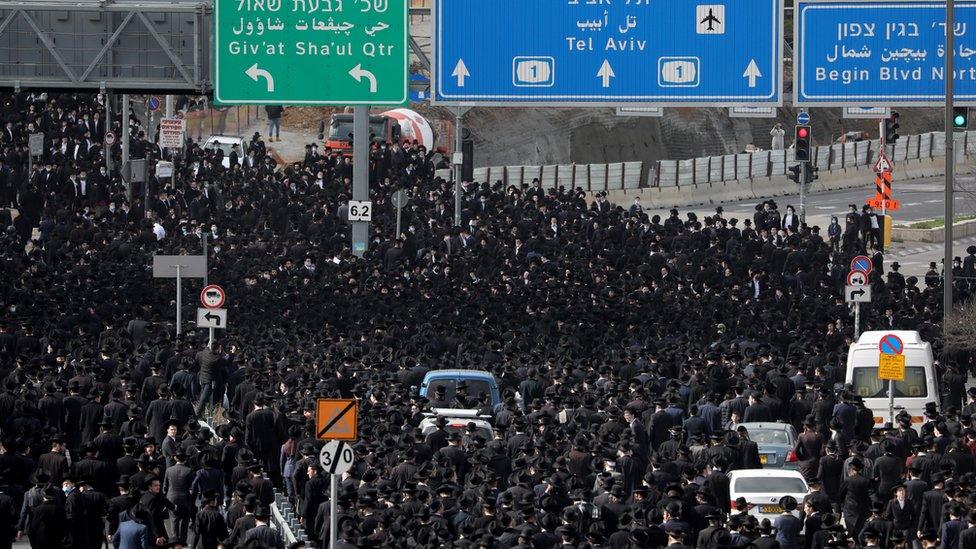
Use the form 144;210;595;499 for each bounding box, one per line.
845;330;936;429
727;469;809;521
735;422;799;469
418;369;501;409
203;135;247;168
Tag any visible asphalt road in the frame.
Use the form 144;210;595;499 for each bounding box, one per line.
646;174;976;276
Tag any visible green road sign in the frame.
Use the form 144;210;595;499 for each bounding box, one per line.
214;0;408;105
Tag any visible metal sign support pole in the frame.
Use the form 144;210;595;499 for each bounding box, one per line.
854;302;861;340
799;163;807;225
889;379;895;425
396;200;403;240
106;91;114;172
208;327;214;348
329;473;338;549
122;94;131;202
175;264;182;337
351;106;369;257
202;232;209;287
946;0;956;326
454;109;463;227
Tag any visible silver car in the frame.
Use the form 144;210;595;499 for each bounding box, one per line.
736;422;799;469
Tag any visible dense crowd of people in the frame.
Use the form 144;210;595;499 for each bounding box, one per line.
0;91;973;549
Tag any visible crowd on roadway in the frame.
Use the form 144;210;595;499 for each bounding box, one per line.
0;91;974;549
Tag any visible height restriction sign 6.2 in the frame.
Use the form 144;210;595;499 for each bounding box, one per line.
213;0;409;105
316;398;358;441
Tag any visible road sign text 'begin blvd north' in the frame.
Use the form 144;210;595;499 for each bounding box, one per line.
433;0;782;106
796;1;976;106
214;0;408;105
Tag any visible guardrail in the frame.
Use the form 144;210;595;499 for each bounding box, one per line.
198;414;304;545
462;130;976;194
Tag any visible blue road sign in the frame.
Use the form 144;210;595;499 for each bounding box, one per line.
433;0;783;106
410;73;430;103
879;333;904;355
797;111;811;124
147;96;161;112
851;255;874;274
796;1;976;106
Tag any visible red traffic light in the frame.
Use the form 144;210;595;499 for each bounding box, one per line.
797;127;809;139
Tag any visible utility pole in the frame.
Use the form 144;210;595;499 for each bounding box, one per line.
945;0;956;326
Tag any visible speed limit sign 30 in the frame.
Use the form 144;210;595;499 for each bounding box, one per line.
319;440;355;475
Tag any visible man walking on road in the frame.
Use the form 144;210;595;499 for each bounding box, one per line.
196;342;221;416
265;106;284;142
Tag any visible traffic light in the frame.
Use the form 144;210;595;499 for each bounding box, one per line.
884;111;901;143
953;106;969;130
795;125;812;162
808;165;819;182
788;164;802;184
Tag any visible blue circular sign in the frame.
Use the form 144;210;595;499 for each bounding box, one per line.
850;255;873;275
147;96;161;112
879;334;904;355
797;112;810;125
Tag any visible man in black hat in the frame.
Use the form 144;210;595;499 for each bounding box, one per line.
300;463;327;536
37;435;70;484
192;490;227;549
838;457;872;539
243;506;284;548
164;450;194;544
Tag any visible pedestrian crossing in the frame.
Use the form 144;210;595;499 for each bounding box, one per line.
888;235;976;258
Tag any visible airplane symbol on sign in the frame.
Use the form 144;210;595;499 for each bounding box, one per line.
700;8;721;30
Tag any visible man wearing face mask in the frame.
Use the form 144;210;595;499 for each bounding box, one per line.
844;204;861;251
782;205;799;232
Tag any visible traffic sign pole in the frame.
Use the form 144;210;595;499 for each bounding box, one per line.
352;106;369;257
330;472;338;549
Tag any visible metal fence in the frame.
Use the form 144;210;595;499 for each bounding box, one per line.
467;131;974;194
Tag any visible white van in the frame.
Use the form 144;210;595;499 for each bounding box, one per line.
845;330;937;428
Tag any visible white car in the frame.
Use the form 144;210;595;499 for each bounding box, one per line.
203;135;248;168
419;408;492;441
727;469;808;521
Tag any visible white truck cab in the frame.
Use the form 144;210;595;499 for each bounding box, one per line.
845;330;937;429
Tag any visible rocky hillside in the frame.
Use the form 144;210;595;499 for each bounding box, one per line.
424;105;948;167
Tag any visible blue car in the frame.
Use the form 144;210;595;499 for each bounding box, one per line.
419;369;501;409
736;422;800;469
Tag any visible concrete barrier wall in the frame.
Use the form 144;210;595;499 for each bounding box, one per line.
603;155;972;210
893;219;976;243
460;131;973;201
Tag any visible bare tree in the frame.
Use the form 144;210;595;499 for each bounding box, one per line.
944;299;976;352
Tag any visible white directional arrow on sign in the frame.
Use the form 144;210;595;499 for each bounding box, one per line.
349;64;378;93
245;63;275;92
597;59;615;88
452;59;470;87
743;59;761;88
